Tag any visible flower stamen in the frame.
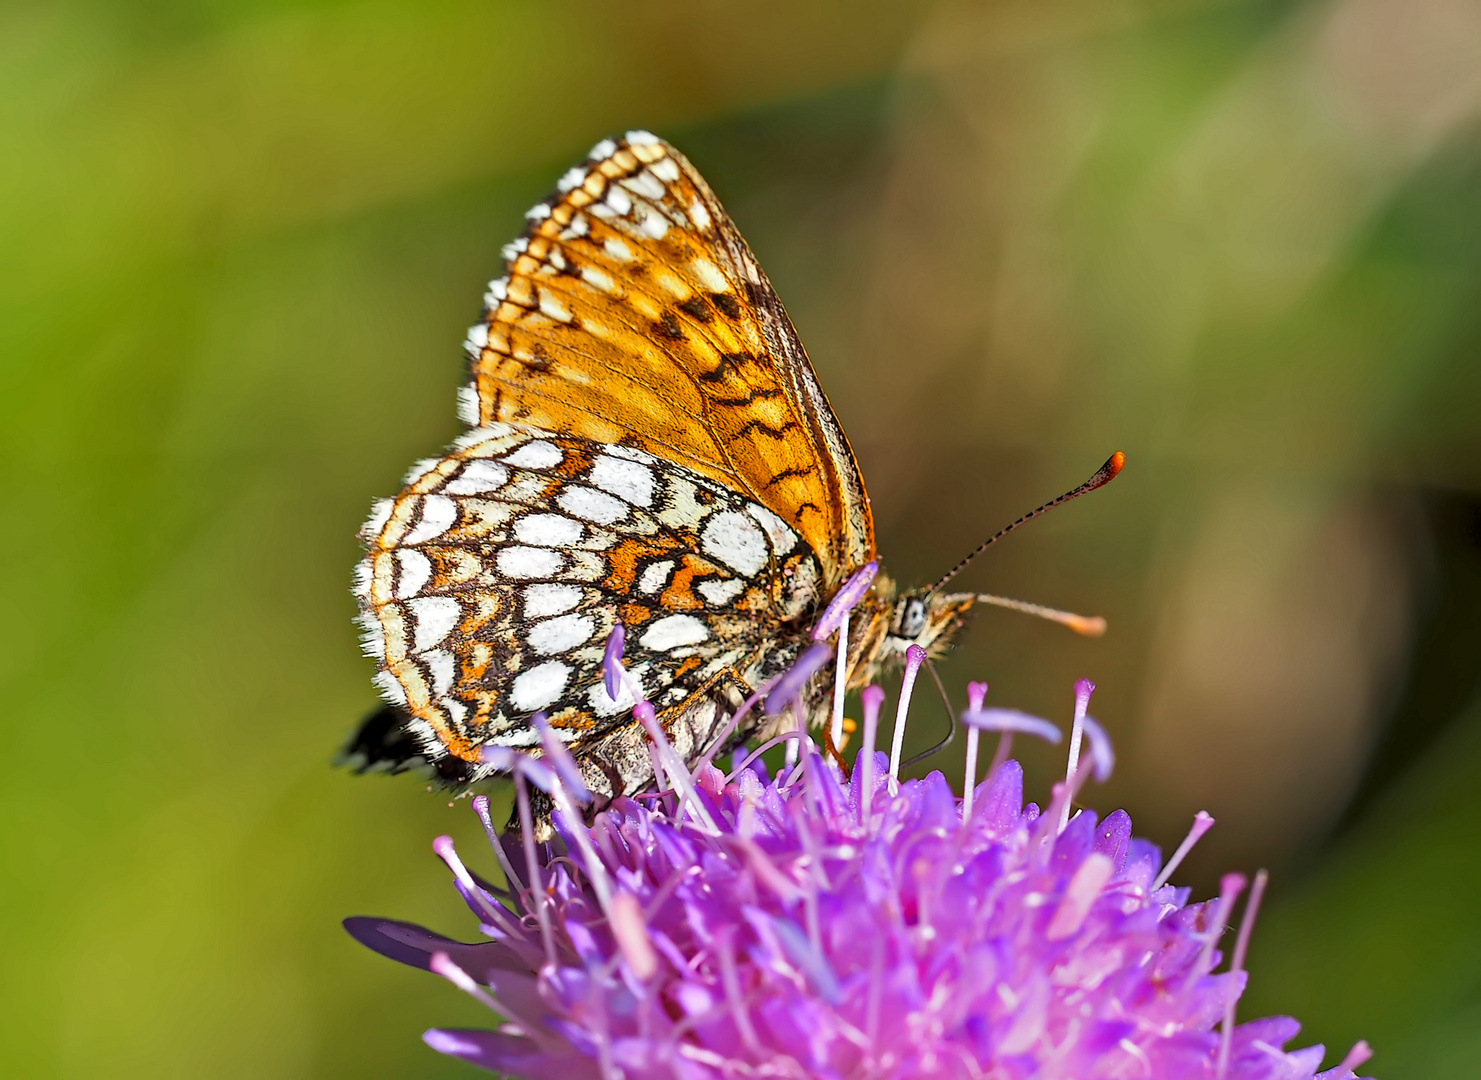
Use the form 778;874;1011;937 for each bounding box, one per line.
1192;873;1247;988
830;606;850;755
1154;810;1217;890
811;561;878;643
1337;1041;1375;1074
1218;868;1270;1079
428;951;505;1015
1060;678;1097;832
432;834;508;929
858;684;885;827
888;644;928;787
960;680;989;819
634;700;719;836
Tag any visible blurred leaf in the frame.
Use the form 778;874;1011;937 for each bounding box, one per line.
1243;692;1481;1078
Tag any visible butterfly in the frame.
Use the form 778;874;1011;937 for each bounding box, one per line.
344;131;1116;805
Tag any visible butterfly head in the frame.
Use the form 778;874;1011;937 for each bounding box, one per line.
885;588;978;660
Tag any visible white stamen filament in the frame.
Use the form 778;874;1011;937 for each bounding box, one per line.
725;729;812;784
614;662;721;834
1218;869;1269;1079
551;778;617;913
779;737;810;790
633;700;721;835
784;704;802;769
1191;873;1246;990
728;834;801;902
1059;680;1095;833
1061;731;1084;832
888;645;927;788
962;725;981;820
1154;811;1216;890
470;796;549;967
694;673;782;774
433;835;505;928
987;728;1015;777
811;561;878;642
865;933;885;1047
501;740;615;917
961;682;989;820
1336;1041;1374;1074
430;951;507;1015
858;685;885;828
830;608;849;752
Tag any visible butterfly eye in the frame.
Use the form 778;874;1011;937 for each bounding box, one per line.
897;598;928;640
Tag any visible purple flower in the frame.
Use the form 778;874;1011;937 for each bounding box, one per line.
347;644;1374;1078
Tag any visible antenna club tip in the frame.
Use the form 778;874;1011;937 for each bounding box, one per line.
1068;615;1108;637
1087;451;1126;490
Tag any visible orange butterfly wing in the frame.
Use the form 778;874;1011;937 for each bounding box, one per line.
463;131;875;587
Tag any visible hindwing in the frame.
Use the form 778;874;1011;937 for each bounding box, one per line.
352;423;822;779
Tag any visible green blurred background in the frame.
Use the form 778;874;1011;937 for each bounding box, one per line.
4;0;1480;1075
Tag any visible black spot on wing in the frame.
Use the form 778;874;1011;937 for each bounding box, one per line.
707;386;784;406
677;296;713;323
711;292;742;319
766;465;814;487
735;417;801;440
654;311;685;340
697;351;754;384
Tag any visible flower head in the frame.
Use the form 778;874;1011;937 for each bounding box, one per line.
347;639;1373;1079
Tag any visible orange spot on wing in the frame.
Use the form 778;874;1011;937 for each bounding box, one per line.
620;602;653;625
603;536;681;594
659;552;723;611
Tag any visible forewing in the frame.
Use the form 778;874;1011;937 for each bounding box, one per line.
463;131;875;587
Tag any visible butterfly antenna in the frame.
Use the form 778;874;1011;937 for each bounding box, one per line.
973;594;1107;637
929;452;1125;594
900;658;958;768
